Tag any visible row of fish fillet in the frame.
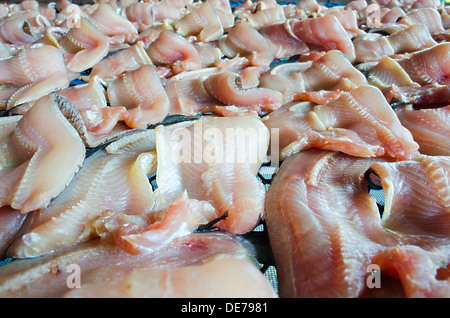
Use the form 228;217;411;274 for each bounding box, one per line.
0;0;448;298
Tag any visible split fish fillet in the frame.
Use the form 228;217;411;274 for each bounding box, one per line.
8;149;156;258
43;17;110;74
146;30;203;75
94;191;217;255
0;205;27;256
88;3;138;45
0;45;70;109
218;20;274;67
288;15;356;62
383;84;450;109
174;2;224;43
369;155;450;237
359;56;417;90
262;85;419;161
353;24;437;63
88;41;153;83
0;15;38;45
203;70;283;114
0;232;274;298
246;5;286;30
58;76;128;138
396;105;450;156
0;94;85;213
107;64;170;129
264;150;450;297
259;50;367;104
397;43;450;86
260;21;309;60
64;254;277;298
153;115;269;234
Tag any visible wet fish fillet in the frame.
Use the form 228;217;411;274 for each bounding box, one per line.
146;30;203;75
353;24;437;63
396;105;450;156
246;5;286;30
369;155;450;237
153;116;269;234
7;149;156;258
45;17;110;74
0;94;85;213
262;85;419;161
264;150;450;297
64;253;277;298
0;15;38;45
0;205;27;256
203;70;283;114
288;15;355;62
94;191;217;255
0;231;272;298
58;76;128;137
174;2;224;43
218;20;274;67
260;21;309;60
107;64;170;129
0;45;70;109
88;41;153;83
359;56;416;90
383;84;450;109
397;43;450;86
259;50;367;104
88;3;138;45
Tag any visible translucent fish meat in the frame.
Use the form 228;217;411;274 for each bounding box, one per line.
0;94;85;213
153;116;269;234
262;85;419;161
